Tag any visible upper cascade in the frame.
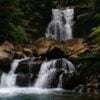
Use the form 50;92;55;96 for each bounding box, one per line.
45;7;74;42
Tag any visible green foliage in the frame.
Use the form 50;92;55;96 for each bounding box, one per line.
81;61;100;75
89;26;100;43
91;26;100;36
9;23;28;42
0;0;24;42
79;60;100;83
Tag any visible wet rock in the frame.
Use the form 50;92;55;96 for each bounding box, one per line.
0;58;12;73
61;72;80;89
16;74;35;87
74;83;100;93
15;58;42;74
0;70;3;83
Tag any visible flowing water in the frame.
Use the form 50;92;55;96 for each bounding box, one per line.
0;58;99;100
34;60;57;88
0;57;99;100
0;58;79;100
0;57;29;87
0;7;99;100
0;87;99;100
34;59;75;88
45;7;74;42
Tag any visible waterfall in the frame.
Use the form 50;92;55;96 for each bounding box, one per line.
0;58;29;87
45;7;74;42
0;57;75;89
34;58;75;88
34;60;57;88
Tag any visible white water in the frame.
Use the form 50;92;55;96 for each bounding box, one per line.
35;58;75;88
61;58;75;73
58;74;63;88
0;58;29;87
0;87;65;97
63;8;74;40
45;7;74;42
34;60;57;88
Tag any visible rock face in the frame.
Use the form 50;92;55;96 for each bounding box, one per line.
15;58;42;74
15;58;43;86
16;74;35;87
34;38;88;59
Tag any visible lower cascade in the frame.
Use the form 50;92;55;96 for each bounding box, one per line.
0;57;75;89
34;58;75;88
0;58;29;87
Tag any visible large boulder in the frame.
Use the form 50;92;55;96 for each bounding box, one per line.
61;72;80;89
15;57;43;87
44;45;66;59
15;57;43;74
16;74;35;87
0;41;14;60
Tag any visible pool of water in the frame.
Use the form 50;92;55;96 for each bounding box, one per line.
0;87;99;100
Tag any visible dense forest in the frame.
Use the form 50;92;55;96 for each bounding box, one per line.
0;0;100;43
